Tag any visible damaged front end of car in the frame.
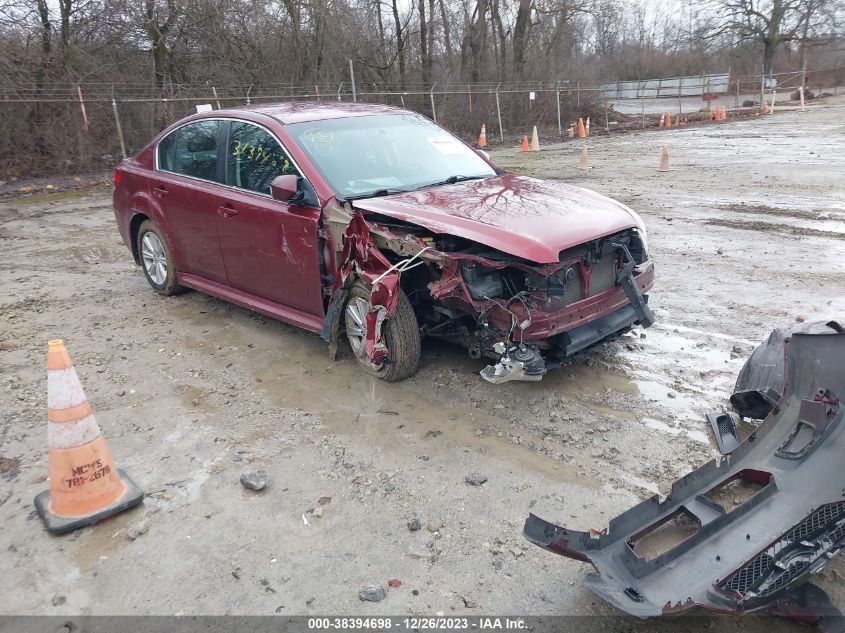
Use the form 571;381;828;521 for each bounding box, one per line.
470;235;655;384
320;201;655;382
523;328;845;617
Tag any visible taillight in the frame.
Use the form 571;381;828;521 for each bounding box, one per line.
113;169;122;187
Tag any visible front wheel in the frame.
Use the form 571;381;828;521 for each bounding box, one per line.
137;220;186;296
344;282;421;382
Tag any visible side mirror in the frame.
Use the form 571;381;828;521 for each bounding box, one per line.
270;174;298;201
476;149;492;163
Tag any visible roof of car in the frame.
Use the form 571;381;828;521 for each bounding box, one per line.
217;101;411;125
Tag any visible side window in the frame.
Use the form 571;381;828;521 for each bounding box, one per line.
227;121;299;195
159;120;221;182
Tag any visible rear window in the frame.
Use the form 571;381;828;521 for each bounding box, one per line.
157;120;221;182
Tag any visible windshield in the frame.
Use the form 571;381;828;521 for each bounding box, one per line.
286;114;496;200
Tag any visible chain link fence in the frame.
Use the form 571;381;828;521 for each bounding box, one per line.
2;65;843;179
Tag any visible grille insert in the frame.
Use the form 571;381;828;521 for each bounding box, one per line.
758;561;809;597
719;502;845;597
724;553;773;592
784;502;845;542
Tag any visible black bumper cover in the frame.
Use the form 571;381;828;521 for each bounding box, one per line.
525;330;845;617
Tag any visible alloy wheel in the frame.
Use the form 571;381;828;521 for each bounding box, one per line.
344;296;383;369
140;232;167;286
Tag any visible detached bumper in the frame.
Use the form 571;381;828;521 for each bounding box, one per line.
524;329;845;617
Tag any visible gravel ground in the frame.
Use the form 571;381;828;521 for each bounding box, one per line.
1;95;844;629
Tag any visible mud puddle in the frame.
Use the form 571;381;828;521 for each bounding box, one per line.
705;218;845;240
166;296;591;485
718;202;845;221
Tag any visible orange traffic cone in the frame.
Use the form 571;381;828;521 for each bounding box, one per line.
658;113;665;129
761;102;769;114
567;126;575;139
35;340;143;534
530;126;540;151
657;145;671;172
478;124;488;148
577;118;586;138
520;135;530;152
665;112;672;129
578;144;588;170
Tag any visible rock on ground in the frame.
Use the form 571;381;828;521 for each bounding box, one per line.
358;586;386;602
240;469;268;491
464;472;488;486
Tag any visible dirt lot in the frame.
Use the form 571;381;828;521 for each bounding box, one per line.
1;96;844;628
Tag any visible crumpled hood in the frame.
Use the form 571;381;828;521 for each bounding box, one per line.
351;173;641;263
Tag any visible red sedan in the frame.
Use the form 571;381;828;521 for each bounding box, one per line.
113;102;654;383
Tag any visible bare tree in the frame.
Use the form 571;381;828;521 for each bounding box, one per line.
461;0;488;81
710;0;840;77
391;0;408;86
143;0;180;91
34;0;52;89
489;0;507;80
438;0;455;75
512;0;532;80
420;0;430;84
58;0;74;66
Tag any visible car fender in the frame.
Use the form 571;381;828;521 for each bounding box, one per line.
127;190;181;268
327;212;405;365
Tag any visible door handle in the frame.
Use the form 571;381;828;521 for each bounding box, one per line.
217;204;239;220
152;185;168;199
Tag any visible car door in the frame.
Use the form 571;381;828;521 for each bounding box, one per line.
215;120;325;317
153;120;228;283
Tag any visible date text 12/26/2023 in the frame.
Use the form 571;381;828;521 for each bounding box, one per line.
307;617;528;630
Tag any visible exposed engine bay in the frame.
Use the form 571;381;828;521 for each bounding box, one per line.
321;200;655;382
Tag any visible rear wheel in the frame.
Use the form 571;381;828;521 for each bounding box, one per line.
344;281;420;382
137;220;186;296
